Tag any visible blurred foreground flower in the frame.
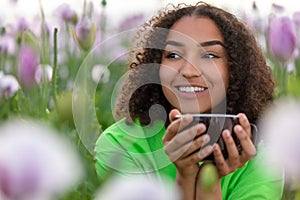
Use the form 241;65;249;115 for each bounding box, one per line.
259;98;300;183
268;16;297;63
200;163;218;192
94;175;181;200
0;119;84;200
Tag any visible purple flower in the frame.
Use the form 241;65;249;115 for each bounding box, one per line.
293;11;300;27
0;35;16;55
72;18;95;51
271;3;285;13
0;119;84;200
118;13;145;32
18;46;39;89
57;3;78;24
17;17;29;32
268;16;297;62
0;73;20;99
259;98;300;183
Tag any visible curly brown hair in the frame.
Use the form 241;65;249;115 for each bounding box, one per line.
114;2;274;126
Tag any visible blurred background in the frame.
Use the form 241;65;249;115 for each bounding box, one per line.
1;0;300;200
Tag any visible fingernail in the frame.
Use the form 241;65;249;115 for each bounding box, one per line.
197;123;205;130
202;134;210;143
224;130;231;138
236;125;242;133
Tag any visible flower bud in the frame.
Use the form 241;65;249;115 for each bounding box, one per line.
18;46;39;89
268;16;297;62
71;18;95;51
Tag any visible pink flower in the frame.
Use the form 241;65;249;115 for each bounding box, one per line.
268;16;297;62
17;17;29;32
57;3;78;24
18;46;39;89
0;119;84;200
293;11;300;27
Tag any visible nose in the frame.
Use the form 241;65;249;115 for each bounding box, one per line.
179;59;202;78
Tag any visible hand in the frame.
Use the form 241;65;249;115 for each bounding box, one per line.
212;113;257;177
162;109;213;178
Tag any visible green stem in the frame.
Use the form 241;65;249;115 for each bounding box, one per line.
52;28;58;108
279;62;288;96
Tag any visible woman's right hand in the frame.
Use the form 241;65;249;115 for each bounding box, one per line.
162;109;213;178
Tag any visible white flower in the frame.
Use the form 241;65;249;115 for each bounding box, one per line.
259;98;300;182
91;64;110;84
0;118;84;200
94;175;181;200
0;74;20;99
34;64;53;84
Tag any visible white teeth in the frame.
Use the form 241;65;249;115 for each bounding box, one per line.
178;86;206;92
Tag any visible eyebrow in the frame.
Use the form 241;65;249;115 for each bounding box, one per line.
165;40;225;48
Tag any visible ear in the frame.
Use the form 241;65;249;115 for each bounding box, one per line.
169;109;181;122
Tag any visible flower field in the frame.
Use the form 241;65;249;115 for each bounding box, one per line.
1;1;300;199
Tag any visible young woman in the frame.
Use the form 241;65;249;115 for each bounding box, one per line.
94;2;284;199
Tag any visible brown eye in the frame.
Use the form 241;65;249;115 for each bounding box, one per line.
165;51;181;59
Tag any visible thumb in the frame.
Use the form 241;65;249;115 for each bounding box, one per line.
169;109;181;122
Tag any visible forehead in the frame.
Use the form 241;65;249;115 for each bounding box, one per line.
166;16;224;44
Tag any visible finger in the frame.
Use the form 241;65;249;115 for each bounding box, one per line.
181;133;210;158
163;114;193;143
234;125;256;159
222;130;240;167
169;109;181;122
213;143;230;177
222;129;239;160
164;123;206;154
167;133;210;161
237;113;251;137
181;144;213;165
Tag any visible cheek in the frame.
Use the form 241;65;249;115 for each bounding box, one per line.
159;64;177;86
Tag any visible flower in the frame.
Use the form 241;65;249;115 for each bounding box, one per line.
0;73;19;99
34;64;53;84
18;46;39;89
259;98;300;182
293;11;300;27
0;118;84;200
268;16;297;63
118;13;144;32
0;34;16;55
57;3;78;24
17;17;29;32
92;64;110;84
72;17;95;51
94;175;181;200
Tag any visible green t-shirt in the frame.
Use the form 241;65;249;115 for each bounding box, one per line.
94;118;284;199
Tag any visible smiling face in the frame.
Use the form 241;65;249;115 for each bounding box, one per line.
159;16;229;114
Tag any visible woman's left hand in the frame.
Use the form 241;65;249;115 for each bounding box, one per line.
212;113;256;177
